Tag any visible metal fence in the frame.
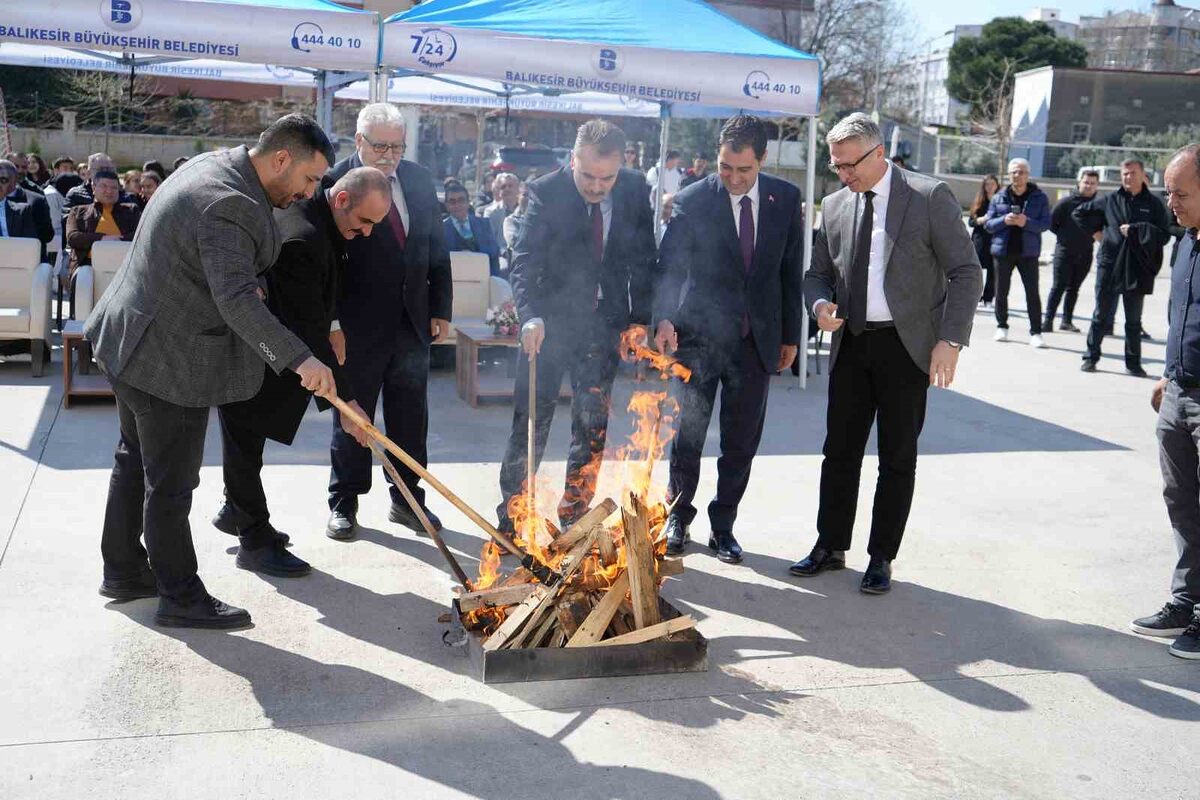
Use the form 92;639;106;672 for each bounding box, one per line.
931;135;1179;183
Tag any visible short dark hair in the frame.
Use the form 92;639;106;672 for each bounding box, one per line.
330;165;391;208
574;119;626;158
92;169;120;183
443;181;469;201
1121;158;1145;171
719;115;768;161
254;114;336;168
665;149;681;161
141;171;162;187
172;156;189;170
1080;169;1101;180
142;160;167;180
53;156;73;168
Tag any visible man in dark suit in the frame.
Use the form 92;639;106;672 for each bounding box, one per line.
791;113;981;594
326;102;453;540
214;167;389;575
653;115;804;564
443;180;501;275
0;160;54;261
497;119;656;533
84;114;339;629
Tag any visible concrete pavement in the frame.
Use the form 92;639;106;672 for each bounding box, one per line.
0;269;1195;799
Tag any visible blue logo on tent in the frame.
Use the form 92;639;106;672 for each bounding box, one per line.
743;70;770;100
598;49;619;73
101;0;142;31
410;28;458;69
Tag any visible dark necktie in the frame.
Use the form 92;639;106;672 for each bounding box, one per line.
387;178;407;249
849;190;875;336
739;195;754;274
591;202;604;262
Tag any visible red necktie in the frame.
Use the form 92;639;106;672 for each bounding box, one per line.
387;202;407;249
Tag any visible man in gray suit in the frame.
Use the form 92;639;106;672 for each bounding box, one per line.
86;114;344;629
789;113;981;594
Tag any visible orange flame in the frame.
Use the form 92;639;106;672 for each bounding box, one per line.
621;328;692;382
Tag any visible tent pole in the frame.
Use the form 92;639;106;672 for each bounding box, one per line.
473;109;486;190
800;115;818;390
654;102;672;240
315;70;334;138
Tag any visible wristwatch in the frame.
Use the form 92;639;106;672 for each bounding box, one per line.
943;340;962;350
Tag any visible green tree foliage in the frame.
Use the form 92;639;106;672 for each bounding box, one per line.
947;17;1088;118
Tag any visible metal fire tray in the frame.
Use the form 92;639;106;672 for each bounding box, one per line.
447;596;708;684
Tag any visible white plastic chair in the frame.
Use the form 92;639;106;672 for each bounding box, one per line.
74;240;132;321
444;250;491;347
0;238;52;376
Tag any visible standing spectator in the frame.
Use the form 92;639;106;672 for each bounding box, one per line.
474;172;494;208
623;145;640;170
172;156;189;172
985;158;1051;347
646;149;683;204
653;116;805;565
501;183;530;268
0;159;54;259
443;180;501;275
497;119;656;534
142;160;167;182
41;175;67;279
967;175;999;307
325;102;453;540
49;157;83;196
1139;143;1200;659
65;170;141;275
139;171;162;204
482;172;520;250
27;154;51;186
65;153;138;208
657;192;674;245
679;154;710;189
1075;159;1171;376
1044;170;1101;332
4;152;43;196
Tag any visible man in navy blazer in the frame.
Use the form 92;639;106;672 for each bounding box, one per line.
442;180;501;275
325;103;454;540
497;120;657;533
654;115;805;564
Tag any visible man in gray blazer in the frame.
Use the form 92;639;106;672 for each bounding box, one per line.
789;113;981;594
86;114;343;629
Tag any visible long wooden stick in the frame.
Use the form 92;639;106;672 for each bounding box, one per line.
368;440;472;589
527;350;537;530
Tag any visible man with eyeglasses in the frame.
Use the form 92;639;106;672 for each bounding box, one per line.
442;180;500;275
325;102;453;541
0;159;54;256
790;113;981;595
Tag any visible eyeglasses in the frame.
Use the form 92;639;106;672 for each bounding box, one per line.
828;144;882;175
361;134;405;156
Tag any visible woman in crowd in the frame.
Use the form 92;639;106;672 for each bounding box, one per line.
139;171;162;205
27;154;52;186
122;169;144;202
969;174;1000;307
142;160;168;182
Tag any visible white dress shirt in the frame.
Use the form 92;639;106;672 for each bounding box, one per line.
0;199;8;237
729;177;760;242
862;161;894;322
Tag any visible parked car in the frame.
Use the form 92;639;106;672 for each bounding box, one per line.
491;145;561;177
1078;165;1162;186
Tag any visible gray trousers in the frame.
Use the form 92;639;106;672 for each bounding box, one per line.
1156;380;1200;611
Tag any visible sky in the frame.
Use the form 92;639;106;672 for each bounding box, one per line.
907;0;1157;43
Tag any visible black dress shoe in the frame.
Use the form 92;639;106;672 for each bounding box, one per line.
326;508;358;541
1059;322;1080;332
1126;365;1149;378
664;515;690;555
213;505;290;545
388;502;442;534
708;531;743;564
235;541;311;577
99;573;158;601
788;546;846;577
1080;359;1097;372
155;594;252;629
860;557;893;595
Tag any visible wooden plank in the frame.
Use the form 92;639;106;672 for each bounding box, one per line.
590;615;696;648
566;571;630;647
458;583;536;613
482;585;550;652
658;558;684;578
504;584;563;649
506;525;602;648
550;498;618;553
555;592;592;639
622;493;661;629
596;525;617;565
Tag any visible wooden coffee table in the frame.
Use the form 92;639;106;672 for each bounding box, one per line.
61;320;114;408
455;323;571;408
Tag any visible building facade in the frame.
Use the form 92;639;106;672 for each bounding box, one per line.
1078;0;1200;72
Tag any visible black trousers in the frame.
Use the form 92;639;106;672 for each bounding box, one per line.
330;315;430;512
973;235;994;303
994;255;1042;334
497;321;620;527
1085;270;1144;369
816;328;928;561
216;408;274;548
1044;247;1093;325
100;381;209;603
667;335;772;533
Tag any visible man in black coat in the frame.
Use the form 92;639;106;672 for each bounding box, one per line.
1075;159;1171;376
0;160;53;258
1044;169;1100;332
653;115;804;564
326;103;454;540
497;119;657;533
212;167;389;575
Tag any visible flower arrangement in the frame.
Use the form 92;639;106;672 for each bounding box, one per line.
486;300;521;337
